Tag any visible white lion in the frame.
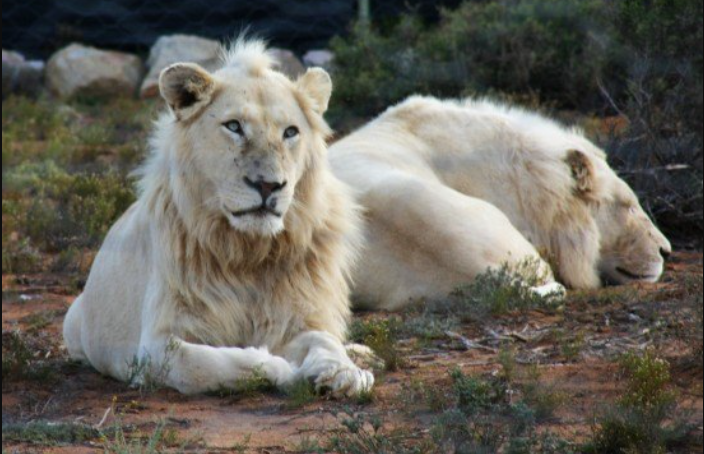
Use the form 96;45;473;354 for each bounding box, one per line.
329;96;672;311
63;40;374;397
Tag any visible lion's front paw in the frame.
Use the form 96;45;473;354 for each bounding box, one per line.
315;366;375;398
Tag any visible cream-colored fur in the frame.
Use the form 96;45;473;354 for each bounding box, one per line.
63;39;374;397
330;96;671;311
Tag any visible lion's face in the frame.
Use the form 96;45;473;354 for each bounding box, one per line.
159;60;333;236
568;150;672;285
595;178;672;285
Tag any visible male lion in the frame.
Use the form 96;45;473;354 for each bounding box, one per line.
63;40;374;397
330;97;672;311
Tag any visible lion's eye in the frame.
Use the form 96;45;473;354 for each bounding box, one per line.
224;120;244;136
284;126;300;140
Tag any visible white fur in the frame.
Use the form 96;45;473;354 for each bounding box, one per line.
329;96;671;310
63;39;374;397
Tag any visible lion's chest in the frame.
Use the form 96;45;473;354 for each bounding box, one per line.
174;285;313;353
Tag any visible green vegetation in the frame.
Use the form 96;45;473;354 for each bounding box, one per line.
2;421;99;446
446;261;560;320
101;419;196;454
2;96;151;276
585;350;694;454
283;379;318;409
331;0;703;245
326;410;432;454
1;330;58;384
349;318;404;372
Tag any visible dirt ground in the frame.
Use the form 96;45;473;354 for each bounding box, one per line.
2;252;703;453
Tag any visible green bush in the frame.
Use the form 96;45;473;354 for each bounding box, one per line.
349;318;404;372
331;0;612;119
330;0;702;245
585;351;693;454
4;162;135;252
605;0;703;246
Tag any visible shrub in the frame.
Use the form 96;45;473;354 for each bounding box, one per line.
330;0;702;245
1;331;58;384
330;0;612;120
349;318;404;372
4;162;135;253
585;350;693;454
604;0;703;247
326;410;431;454
439;260;559;321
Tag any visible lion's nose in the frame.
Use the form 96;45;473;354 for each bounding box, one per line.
245;177;287;201
660;247;672;261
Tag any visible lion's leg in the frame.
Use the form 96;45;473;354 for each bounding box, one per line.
354;173;561;311
63;295;87;362
138;337;296;396
284;331;375;398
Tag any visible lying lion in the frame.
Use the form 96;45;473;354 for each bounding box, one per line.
63;40;374;397
330;96;672;311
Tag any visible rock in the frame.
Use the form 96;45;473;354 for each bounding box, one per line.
303;50;335;70
2;50;45;99
269;48;305;79
140;35;221;99
46;44;144;100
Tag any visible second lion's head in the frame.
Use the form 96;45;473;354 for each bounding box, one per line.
155;39;333;237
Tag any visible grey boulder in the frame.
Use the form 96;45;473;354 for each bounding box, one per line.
2;50;45;99
47;44;144;100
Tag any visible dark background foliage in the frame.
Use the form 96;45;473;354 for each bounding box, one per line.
2;0;463;58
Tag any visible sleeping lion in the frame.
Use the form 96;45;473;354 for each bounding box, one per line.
330;96;672;311
63;40;374;397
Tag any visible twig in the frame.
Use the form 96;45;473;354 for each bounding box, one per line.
445;331;499;353
95;407;112;430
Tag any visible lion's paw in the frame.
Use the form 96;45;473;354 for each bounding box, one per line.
315;366;375;398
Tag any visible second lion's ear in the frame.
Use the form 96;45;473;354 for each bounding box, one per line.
159;63;216;121
566;149;597;199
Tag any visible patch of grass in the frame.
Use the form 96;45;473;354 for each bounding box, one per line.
437;260;559;322
349;318;405;372
230;434;252;454
284;379;319;410
404;379;450;414
232;368;277;398
585;350;695;454
294;437;325;453
451;368;506;416
326;410;432;454
557;329;587;362
2;421;99;446
21;310;58;332
568;287;639;308
400;308;459;342
1;330;58;384
101;420;168;454
430;368;573;453
520;366;566;422
4;162;136;254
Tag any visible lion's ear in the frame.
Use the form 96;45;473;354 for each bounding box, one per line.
566;150;596;199
159;63;217;121
296;68;332;115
